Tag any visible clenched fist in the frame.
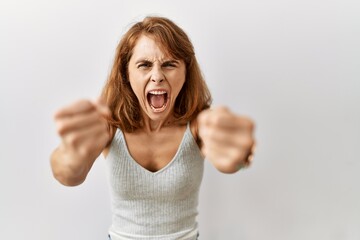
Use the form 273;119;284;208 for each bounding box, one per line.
197;107;256;173
51;98;111;186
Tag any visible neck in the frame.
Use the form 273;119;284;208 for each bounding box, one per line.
142;115;176;133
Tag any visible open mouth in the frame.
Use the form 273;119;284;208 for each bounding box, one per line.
147;90;168;113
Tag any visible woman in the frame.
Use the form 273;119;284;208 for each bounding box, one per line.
51;16;255;240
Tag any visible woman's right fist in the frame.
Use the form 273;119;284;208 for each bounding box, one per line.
54;98;111;159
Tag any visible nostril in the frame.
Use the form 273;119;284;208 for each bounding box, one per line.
152;78;164;83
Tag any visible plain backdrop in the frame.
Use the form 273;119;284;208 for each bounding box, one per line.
1;0;359;239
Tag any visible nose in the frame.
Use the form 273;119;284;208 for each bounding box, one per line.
151;66;164;83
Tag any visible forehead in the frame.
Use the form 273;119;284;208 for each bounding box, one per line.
131;35;172;60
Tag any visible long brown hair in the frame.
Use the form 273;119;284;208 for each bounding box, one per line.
102;16;212;132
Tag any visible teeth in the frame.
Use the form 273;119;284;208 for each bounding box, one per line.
149;90;167;95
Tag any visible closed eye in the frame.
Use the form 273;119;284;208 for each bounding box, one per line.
162;61;178;68
137;61;152;69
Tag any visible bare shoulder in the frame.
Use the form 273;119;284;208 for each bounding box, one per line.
102;125;117;158
190;118;202;148
190;119;198;137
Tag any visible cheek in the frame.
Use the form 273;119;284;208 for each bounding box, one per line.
173;77;186;94
130;82;144;99
129;75;145;98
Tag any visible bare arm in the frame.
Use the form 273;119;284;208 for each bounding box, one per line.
50;99;111;186
197;106;256;173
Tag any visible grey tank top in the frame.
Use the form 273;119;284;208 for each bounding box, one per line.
106;123;204;240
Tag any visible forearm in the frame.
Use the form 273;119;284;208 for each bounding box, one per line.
50;145;98;186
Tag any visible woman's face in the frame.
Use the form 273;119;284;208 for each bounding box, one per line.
128;35;186;123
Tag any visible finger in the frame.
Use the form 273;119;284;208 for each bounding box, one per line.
240;140;257;166
198;111;236;131
204;136;257;169
203;142;247;170
54;100;95;119
204;137;248;161
198;108;255;131
202;130;256;165
93;97;111;117
199;125;255;148
77;124;111;157
62;120;109;150
56;110;106;136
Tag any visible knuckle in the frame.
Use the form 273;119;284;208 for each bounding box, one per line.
66;134;80;147
89;109;100;120
211;114;223;126
77;99;92;106
73;99;94;111
53;111;61;120
56;121;68;135
216;106;229;112
244;117;255;131
241;138;253;149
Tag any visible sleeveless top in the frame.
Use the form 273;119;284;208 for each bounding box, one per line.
105;123;204;240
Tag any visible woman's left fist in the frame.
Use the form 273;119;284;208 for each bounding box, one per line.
197;106;256;173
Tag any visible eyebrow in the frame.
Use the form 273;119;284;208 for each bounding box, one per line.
135;59;151;65
162;60;180;65
134;59;180;65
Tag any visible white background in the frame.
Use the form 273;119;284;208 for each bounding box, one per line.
1;0;359;239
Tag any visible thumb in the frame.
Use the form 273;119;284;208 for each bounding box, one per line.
93;97;111;117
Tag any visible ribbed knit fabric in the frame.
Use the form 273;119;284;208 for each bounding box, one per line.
106;123;204;240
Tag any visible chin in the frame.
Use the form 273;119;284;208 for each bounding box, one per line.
145;103;173;121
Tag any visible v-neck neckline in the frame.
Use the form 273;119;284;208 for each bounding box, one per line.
119;124;189;175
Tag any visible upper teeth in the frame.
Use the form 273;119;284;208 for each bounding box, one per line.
149;90;166;95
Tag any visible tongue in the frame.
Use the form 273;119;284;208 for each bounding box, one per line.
149;94;165;108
